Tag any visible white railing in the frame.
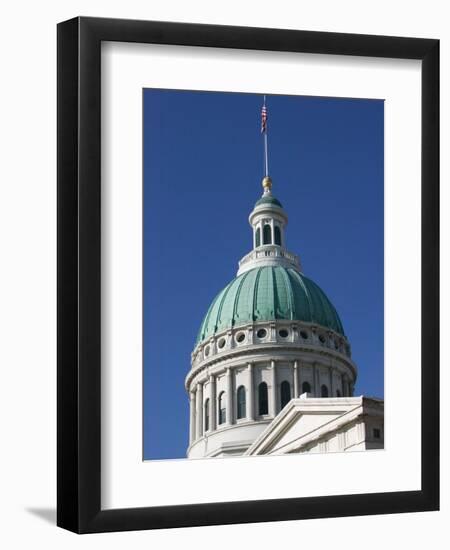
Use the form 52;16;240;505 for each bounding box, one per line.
238;246;300;270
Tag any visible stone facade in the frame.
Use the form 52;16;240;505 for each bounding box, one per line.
245;395;384;456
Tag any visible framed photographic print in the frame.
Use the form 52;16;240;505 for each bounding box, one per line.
57;17;439;533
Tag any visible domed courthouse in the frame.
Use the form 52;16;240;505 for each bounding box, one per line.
185;106;384;459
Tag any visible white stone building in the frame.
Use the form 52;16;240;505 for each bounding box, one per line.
185;175;384;459
245;395;384;456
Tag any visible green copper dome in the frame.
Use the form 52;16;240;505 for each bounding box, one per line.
254;195;283;208
196;266;344;344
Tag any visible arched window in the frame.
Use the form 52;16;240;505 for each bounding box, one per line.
336;389;341;397
280;381;291;409
237;385;246;419
321;384;329;398
274;225;281;246
255;227;261;247
258;382;268;415
263;224;272;245
218;391;226;425
204;398;210;431
302;381;311;394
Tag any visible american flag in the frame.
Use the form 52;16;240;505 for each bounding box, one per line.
261;104;268;134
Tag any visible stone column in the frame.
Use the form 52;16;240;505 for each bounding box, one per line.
270;322;276;342
247;363;254;420
189;390;196;443
315;364;320;397
226;368;233;425
209;373;216;431
196;382;203;438
270;360;277;416
228;330;235;349
293;361;299;398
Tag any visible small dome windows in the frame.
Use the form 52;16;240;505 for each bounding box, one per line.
258;382;269;415
236;386;246;419
255;227;261;247
280;380;291;409
274;225;281;246
204;399;210;431
256;328;267;339
218;392;226;425
195;326;348;366
302;381;311;394
263;224;272;245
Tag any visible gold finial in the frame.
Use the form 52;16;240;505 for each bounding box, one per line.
262;176;272;191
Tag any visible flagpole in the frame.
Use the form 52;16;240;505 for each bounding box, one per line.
264;128;269;177
263;95;269;177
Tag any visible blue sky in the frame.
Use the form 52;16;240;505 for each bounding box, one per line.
143;89;384;460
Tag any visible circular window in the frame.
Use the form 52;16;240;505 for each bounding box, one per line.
235;332;245;344
278;329;289;338
257;328;267;339
319;334;326;344
218;338;226;349
300;330;308;339
204;346;210;357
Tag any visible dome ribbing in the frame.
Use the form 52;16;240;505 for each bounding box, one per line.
196;266;344;344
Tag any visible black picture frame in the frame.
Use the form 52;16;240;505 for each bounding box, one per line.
57;16;439;533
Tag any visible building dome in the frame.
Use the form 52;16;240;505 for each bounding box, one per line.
186;162;357;458
254;195;283;208
196;266;344;344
